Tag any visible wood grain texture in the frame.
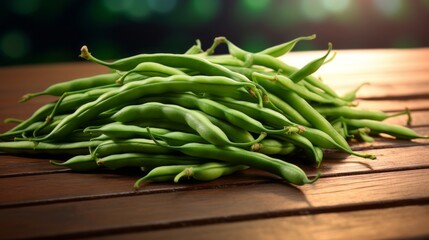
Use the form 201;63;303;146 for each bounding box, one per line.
0;48;428;240
95;205;429;240
1;169;428;239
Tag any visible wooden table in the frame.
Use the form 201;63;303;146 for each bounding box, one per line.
0;48;428;240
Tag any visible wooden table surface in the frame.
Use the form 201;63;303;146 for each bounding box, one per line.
0;48;428;240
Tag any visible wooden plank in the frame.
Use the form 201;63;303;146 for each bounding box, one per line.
0;155;69;177
1;143;429;207
94;204;429;240
0;169;428;239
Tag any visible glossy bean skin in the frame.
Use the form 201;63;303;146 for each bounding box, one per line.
141;93;288;134
174;162;249;182
256;86;352;151
342;118;428;140
276;133;322;165
112;102;265;147
50;155;98;172
212;37;338;98
92;138;173;158
314;106;407;121
97;153;203;170
30;75;259;142
134;165;196;189
150;138;318;185
84;123;171;139
0;140;102;155
4;87;116;135
211;97;299;129
20;73;121;102
299;127;376;160
85;123;207;144
258;34;316;57
80;46;251;84
251;139;296;155
198;111;256;144
116;62;187;84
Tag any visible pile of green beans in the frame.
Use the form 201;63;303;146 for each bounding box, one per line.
1;35;427;189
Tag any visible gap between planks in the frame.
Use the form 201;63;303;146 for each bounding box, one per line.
1;168;429;240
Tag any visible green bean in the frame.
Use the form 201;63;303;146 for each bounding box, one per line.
299;127;376;160
4;87;116;135
50;154;98;172
116;62;187;84
97;153;203;170
342;118;428;140
141;93;290;134
80;45;251;84
251;139;296;156
28;75;261;142
340;82;369;102
91;138;173;158
224;66;312;126
253;72;350;106
258;34;316;57
112;102;266;147
210;96;301;131
174;162;249;182
184;39;203;54
349;127;374;143
212;37;339;98
0;140;102;155
277;133;323;166
134;165;195;189
149;129;319;185
288;42;332;83
84;123;171;139
198;111;257;144
20;72;120;102
314;106;410;121
258;88;352;151
265;93;311;127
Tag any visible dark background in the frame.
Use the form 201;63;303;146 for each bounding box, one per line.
1;0;429;66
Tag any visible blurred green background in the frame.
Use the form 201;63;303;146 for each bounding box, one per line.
1;0;429;66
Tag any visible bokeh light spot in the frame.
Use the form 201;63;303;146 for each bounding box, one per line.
0;31;30;59
191;0;220;22
300;0;328;21
373;0;402;17
241;0;270;13
7;0;40;15
148;0;177;14
321;0;351;13
101;0;133;13
124;0;151;21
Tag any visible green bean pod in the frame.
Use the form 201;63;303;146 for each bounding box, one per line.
116;62;187;84
174;162;249;182
251;139;296;155
112;102;266;147
134;165;196;189
141;93;289;134
342;118;428;140
20;73;120;102
314;106;409;121
97;153;203;170
91;138;173;158
0;140;102;155
149;133;318;185
80;46;251;84
50;154;98;172
29;75;260;142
